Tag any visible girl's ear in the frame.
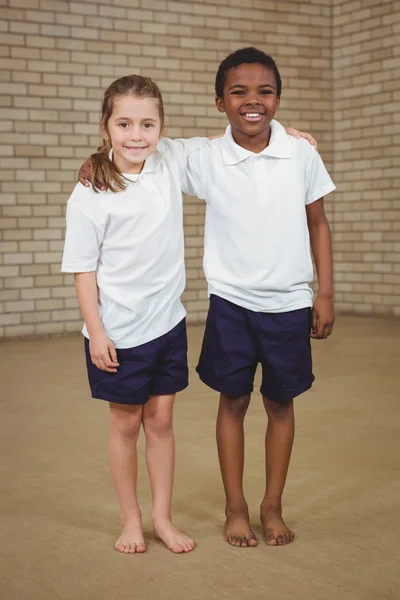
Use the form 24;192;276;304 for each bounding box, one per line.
215;96;226;114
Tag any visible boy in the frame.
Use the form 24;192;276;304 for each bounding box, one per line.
183;47;335;548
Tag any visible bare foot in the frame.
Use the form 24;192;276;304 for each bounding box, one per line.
225;507;257;548
153;519;195;553
260;505;294;546
114;516;146;554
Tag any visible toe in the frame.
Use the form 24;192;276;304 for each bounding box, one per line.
241;537;248;548
137;543;146;553
248;536;258;547
129;544;136;554
171;543;185;554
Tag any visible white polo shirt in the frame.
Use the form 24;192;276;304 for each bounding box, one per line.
61;137;205;348
184;120;336;313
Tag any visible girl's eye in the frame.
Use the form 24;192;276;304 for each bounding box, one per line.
119;123;129;128
143;123;154;128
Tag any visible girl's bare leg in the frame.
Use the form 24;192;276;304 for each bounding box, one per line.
109;402;145;554
142;394;194;553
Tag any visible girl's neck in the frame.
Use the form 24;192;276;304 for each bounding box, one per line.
113;154;145;175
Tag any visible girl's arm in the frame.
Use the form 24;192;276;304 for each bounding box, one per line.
75;271;119;373
306;198;334;339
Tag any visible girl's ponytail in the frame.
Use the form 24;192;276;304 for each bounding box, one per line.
90;143;126;194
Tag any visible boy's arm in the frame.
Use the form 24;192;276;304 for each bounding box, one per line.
78;158;105;190
306;198;334;339
74;272;119;372
77;128;317;188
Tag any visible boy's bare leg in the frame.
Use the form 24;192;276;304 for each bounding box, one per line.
216;394;257;547
142;394;194;553
109;403;145;553
260;396;295;546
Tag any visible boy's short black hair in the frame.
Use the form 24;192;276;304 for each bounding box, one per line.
215;47;282;99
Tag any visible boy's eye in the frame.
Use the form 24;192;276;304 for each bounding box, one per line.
261;90;273;95
231;91;245;95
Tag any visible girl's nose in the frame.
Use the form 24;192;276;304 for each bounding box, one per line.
130;127;143;140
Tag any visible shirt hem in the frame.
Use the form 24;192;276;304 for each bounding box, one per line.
208;290;313;314
82;307;187;349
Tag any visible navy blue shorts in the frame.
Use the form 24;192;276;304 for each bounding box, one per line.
84;318;188;405
196;296;314;403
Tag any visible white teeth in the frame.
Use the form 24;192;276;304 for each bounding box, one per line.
245;113;262;117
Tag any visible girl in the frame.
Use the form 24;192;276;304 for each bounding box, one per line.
62;75;206;554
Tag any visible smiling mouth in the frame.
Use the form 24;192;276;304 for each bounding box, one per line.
124;146;147;153
240;112;266;121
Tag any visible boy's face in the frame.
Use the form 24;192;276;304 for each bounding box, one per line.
216;63;280;145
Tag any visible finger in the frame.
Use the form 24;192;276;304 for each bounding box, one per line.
109;345;119;365
311;308;318;334
100;354;118;372
317;321;325;338
78;175;89;187
99;360;117;373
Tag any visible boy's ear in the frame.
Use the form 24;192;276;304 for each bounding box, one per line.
276;98;281;111
215;96;226;113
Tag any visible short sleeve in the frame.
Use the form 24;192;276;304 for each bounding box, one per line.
61;184;105;273
305;151;336;205
181;145;207;199
166;137;208;198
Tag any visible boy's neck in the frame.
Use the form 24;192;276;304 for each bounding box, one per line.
230;124;272;154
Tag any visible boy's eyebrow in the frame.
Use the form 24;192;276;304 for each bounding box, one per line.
228;83;276;91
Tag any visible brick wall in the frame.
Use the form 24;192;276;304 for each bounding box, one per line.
0;0;333;338
332;0;400;316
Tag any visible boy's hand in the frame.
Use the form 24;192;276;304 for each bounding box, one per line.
285;127;317;149
89;331;120;373
311;295;334;339
78;158;106;191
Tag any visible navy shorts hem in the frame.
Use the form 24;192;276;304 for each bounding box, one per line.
261;375;315;403
91;380;189;406
196;367;253;397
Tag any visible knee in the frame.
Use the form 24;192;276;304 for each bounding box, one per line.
220;394;251;419
143;411;173;438
264;398;293;421
110;408;142;441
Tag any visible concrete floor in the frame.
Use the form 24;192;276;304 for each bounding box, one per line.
0;316;399;600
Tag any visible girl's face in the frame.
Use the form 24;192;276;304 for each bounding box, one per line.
106;95;163;174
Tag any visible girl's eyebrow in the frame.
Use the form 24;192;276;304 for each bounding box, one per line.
114;116;158;122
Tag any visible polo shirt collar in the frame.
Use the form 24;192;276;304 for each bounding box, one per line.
220;119;292;165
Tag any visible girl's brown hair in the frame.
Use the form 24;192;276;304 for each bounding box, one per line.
91;74;165;193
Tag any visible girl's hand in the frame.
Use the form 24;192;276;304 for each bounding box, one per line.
89;331;120;373
311;295;335;339
285;127;317;149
